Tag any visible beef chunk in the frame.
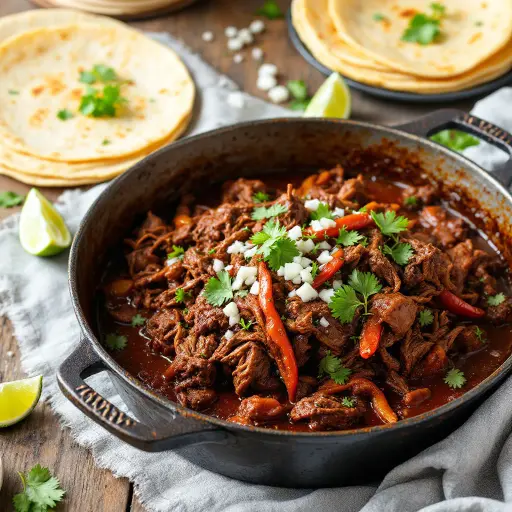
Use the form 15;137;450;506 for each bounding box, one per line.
404;388;431;407
368;231;401;292
400;326;433;375
293;334;311;367
487;298;512;324
165;353;216;392
337;174;364;202
371;293;418;337
275;184;309;228
126;247;160;275
222;178;266;204
419;206;467;248
403;184;438;205
187;296;229;336
232;396;285;425
177;388;217;410
449;240;475;294
146;308;181;355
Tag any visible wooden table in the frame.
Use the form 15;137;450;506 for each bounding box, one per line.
0;1;479;510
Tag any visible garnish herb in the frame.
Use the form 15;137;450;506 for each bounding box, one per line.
310;261;319;279
329;269;382;323
105;333;127;351
239;318;253;331
250;219;300;270
131;314;146;327
488;293;506;307
318;351;352;384
430;130;480;152
419;309;434;327
341;396;356;407
79;64;118;84
401;3;446;45
13;464;65;512
373;13;386;21
475;21;483;26
444;368;466;389
175;288;192;303
79;84;127;118
252;191;270;203
204;270;233;306
290;99;311;112
430;2;446;16
252;203;288;220
236;290;249;298
287;80;311;111
383;242;413;266
475;326;486;343
336;227;366;247
208;248;216;255
8;89;19;95
310;202;334;221
404;196;418;207
371;210;409;237
255;0;284;19
57;109;73;121
102;138;111;145
0;191;24;208
167;245;185;259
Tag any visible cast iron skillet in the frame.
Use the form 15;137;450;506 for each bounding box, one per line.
58;109;512;488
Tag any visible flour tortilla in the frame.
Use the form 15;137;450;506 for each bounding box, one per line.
293;0;512;93
0;23;195;163
328;0;512;78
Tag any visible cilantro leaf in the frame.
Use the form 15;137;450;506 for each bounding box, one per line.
255;0;284;19
318;351;352;384
251;220;299;270
102;138;111;146
57;109;73;121
404;196;418;207
239;318;253;331
252;203;288;220
131;314;145;327
79;64;118;84
430;130;480;152
329;284;362;324
289;99;311;111
430;2;446;17
8;89;19;95
0;191;24;208
419;309;434;327
287;80;308;101
79;84;126;118
105;333;127;351
371;210;409;236
251;219;287;254
266;238;300;271
475;326;486;343
401;13;441;45
310;202;334;221
383;242;413;266
336;227;365;247
341;396;356;407
167;245;185;259
175;288;192;303
444;368;466;389
348;269;382;304
373;12;386;21
488;293;506;306
310;261;319;279
236;290;249;298
205;270;233;306
252;191;270;203
13;464;65;512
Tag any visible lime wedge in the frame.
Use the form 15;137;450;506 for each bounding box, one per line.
304;72;351;119
19;188;71;256
0;375;42;427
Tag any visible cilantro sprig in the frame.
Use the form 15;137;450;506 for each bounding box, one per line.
0;191;24;208
401;3;446;45
418;309;434;327
444;368;466;389
310;202;334;221
167;245;185;260
131;314;146;327
383;242;413;266
336;227;366;247
79;84;127;118
318;351;352;384
239;318;253;331
475;326;486;343
371;210;409;237
404;196;418;207
341;396;356;407
255;0;284;19
175;288;192;303
329;270;382;323
57;109;73;121
287;80;311;111
252;191;270;203
13;464;65;512
430;130;480;152
105;333;127;351
488;293;506;307
79;64;118;84
252;203;288;221
204;270;233;307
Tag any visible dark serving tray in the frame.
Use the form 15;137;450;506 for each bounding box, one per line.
286;9;512;104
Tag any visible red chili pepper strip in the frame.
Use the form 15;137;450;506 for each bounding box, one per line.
312;248;344;289
359;316;383;359
439;290;485;319
258;262;299;402
308;212;374;240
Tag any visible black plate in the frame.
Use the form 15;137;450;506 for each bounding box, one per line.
286;9;512;104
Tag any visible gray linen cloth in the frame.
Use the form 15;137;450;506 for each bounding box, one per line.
1;32;512;512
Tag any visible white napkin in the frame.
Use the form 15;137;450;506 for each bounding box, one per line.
1;33;512;512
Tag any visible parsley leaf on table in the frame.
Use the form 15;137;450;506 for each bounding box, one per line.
336;227;365;247
444;368;466;389
239;318;253;331
383;242;413;266
252;191;270;203
310;202;334;221
318;351;352;384
131;314;146;327
371;210;409;237
488;293;506;306
57;109;73;121
430;130;480;152
13;464;65;512
105;333;127;351
252;203;288;220
167;245;185;259
205;270;233;307
341;396;356;407
0;191;24;208
418;309;434;327
255;0;284;19
175;288;192;303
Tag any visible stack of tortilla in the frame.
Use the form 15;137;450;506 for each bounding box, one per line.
0;9;195;186
292;0;512;94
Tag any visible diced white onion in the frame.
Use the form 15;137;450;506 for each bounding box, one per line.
233;53;244;64
238;28;253;44
333;280;343;290
319;288;335;304
223;302;239;317
258;63;278;76
229;314;241;326
213;259;225;273
296;239;315;254
244;247;257;259
225;329;234;340
251;47;264;61
225;26;238;37
232;266;258;290
277;266;285;276
333;207;345;218
288;225;302;240
319;217;337;229
310;220;323;231
257;74;277;91
284;262;303;280
227;241;245;254
318;241;331;250
202;31;214;42
304;199;320;211
249;19;265;34
250;281;260;295
301;257;312;267
227;37;243;51
245;275;257;286
296;283;318;303
292;276;302;285
319;316;330;328
268;85;290;104
225;265;233;271
300;268;313;284
288;289;297;298
317;250;333;265
166;257;179;266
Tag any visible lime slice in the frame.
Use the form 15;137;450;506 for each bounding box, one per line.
0;375;42;427
19;188;71;256
304;72;351;119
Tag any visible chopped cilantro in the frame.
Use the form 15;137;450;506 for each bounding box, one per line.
318;351;352;384
8;89;19;95
79;64;118;84
79;84;127;118
444;368;466;389
475;20;483;26
208;248;216;255
475;326;486;343
252;191;270;203
105;333;127;351
310;202;334;221
336;227;365;247
371;210;409;237
102;138;111;145
175;288;192;303
204;270;233;306
430;2;446;17
239;318;253;331
252;203;288;221
310;261;319;279
0;191;24;208
404;196;418;207
287;80;309;101
268;238;301;271
167;245;185;259
131;314;146;327
373;13;386;21
255;0;284;19
419;309;434;327
401;2;445;45
383;242;413;266
235;290;249;298
430;130;480;152
341;396;356;407
57;109;73;121
488;293;506;307
289;99;311;111
13;464;65;512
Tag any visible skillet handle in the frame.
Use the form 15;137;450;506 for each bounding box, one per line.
58;341;229;451
395;108;512;188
